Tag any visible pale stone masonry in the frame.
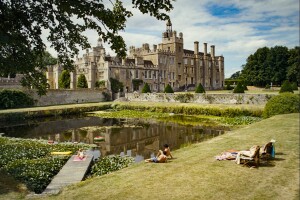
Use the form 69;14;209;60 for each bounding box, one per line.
47;20;225;92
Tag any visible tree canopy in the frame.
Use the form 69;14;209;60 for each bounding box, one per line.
0;0;174;95
240;46;300;86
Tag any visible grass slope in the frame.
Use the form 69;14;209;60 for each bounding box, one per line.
41;113;299;200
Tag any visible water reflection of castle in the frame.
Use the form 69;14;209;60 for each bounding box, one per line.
55;122;225;159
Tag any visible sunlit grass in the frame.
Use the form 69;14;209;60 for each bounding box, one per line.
26;113;299;200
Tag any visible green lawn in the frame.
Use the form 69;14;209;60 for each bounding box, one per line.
22;113;298;200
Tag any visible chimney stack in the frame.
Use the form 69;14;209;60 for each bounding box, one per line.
194;41;199;55
211;45;215;57
204;43;207;56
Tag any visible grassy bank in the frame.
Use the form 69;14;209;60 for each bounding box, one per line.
19;113;297;200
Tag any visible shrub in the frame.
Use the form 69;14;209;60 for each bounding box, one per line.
195;83;205;93
233;82;245;93
279;80;293;93
95;80;106;88
91;155;134;177
164;84;174;93
142;83;151;93
225;83;234;90
58;70;70;89
0;90;35;109
77;74;88;88
243;84;248;91
291;82;298;90
110;78;124;93
265;84;270;89
263;93;300;118
174;93;194;103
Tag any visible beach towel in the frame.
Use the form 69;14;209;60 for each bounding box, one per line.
73;155;87;161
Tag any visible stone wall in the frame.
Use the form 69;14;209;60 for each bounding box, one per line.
125;93;275;105
31;89;109;106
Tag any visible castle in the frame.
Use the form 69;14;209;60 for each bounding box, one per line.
47;20;224;92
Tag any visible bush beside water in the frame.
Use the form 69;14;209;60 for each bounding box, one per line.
263;93;300;118
0;90;35;109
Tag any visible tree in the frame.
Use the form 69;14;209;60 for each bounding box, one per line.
279;80;294;93
233;82;245;93
0;0;174;95
58;70;70;89
142;83;151;93
287;46;300;84
164;84;174;93
77;74;88;88
230;71;241;79
195;83;205;93
240;46;298;87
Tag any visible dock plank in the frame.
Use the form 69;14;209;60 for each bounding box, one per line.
42;154;93;195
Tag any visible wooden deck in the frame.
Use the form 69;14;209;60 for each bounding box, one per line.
42;154;94;195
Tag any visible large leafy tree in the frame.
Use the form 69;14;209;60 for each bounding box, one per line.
287;46;300;84
240;46;299;87
0;0;174;95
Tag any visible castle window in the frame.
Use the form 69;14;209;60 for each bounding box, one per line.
191;59;194;65
135;70;138;78
149;70;152;79
145;70;147;79
168;47;170;51
184;58;188;65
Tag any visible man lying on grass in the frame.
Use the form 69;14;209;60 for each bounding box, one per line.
145;150;167;163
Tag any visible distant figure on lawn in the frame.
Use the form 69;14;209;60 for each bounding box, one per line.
145;150;167;163
157;144;173;159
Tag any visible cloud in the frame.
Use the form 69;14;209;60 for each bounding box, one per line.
44;0;299;78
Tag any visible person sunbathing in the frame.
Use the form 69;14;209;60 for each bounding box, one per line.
77;148;85;160
145;150;167;163
158;144;173;159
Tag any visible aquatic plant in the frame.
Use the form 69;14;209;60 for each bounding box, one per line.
91;155;134;177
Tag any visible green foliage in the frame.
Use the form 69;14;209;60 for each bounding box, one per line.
164;84;174;93
287;46;300;83
77;74;88;88
110;78;124;93
112;104;263;117
0;137;91;193
0;90;35;109
58;70;70;89
91;155;134;177
3;157;67;193
263;93;300;118
279;80;294;93
225;83;234;90
132;79;143;91
0;1;173;96
233;82;245;93
229;71;241;79
195;83;205;93
240;46;299;87
141;83;151;93
174;93;194;103
95;80;106;88
291;82;298;90
265;84;270;89
217;116;261;126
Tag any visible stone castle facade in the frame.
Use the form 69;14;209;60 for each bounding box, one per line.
47;20;224;92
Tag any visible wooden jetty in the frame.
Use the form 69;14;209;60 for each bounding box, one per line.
42;154;94;195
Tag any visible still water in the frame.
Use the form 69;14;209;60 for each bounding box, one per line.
0;115;229;162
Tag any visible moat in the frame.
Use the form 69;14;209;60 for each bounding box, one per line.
0;115;229;162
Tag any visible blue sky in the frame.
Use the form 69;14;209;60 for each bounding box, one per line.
46;0;299;78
